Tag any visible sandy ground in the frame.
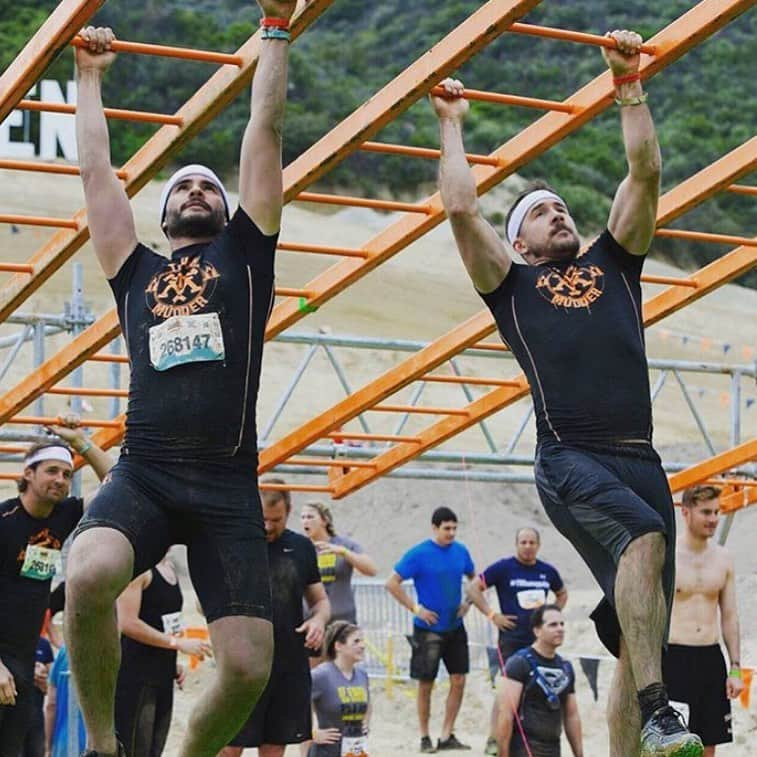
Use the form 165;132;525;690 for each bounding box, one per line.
2;171;756;753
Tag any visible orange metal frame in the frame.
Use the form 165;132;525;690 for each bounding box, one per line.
1;0;755;505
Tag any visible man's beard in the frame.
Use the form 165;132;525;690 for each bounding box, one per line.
165;207;225;239
533;229;580;260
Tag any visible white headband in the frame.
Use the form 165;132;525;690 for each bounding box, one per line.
506;189;566;244
25;446;73;468
158;164;231;229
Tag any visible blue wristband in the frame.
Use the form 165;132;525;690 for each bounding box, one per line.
261;28;291;42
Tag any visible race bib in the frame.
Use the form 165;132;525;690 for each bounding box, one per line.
516;588;546;610
20;544;62;581
669;700;690;727
149;312;224;371
161;611;183;636
341;736;368;757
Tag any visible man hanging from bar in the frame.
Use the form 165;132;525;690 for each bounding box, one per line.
430;29;703;757
66;2;298;755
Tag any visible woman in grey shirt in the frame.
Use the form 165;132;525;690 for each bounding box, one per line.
310;622;371;757
301;502;377;624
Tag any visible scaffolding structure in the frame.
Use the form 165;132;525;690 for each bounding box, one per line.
1;1;755;531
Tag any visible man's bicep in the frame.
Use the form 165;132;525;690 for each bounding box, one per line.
83;169;138;278
449;213;511;293
607;175;659;256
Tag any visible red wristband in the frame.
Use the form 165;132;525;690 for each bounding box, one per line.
261;17;290;30
613;72;641;86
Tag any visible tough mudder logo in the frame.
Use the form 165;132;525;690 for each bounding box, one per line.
536;264;604;309
146;256;220;318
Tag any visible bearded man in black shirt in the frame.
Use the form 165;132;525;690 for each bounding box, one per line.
66;2;298;755
431;30;702;757
0;421;111;755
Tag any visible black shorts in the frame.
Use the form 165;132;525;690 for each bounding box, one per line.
663;644;732;747
0;658;33;757
535;442;675;657
409;625;470;681
494;635;530;677
75;455;271;624
230;667;312;747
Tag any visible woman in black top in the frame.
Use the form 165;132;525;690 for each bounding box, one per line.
114;552;211;756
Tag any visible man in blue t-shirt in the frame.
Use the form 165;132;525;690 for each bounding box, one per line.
468;527;566;754
386;507;475;753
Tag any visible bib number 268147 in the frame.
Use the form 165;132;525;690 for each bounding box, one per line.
149;313;224;372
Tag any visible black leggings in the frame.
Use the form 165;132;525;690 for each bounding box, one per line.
114;677;174;757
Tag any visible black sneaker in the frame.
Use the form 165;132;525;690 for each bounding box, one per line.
420;735;437;753
640;706;703;756
437;734;471;751
484;736;498;755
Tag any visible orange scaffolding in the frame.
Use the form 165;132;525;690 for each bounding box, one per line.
0;0;754;517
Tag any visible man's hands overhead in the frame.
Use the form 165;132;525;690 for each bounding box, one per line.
75;27;117;74
429;78;470;122
602;29;643;77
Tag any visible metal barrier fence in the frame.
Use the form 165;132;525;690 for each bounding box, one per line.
353;579;498;681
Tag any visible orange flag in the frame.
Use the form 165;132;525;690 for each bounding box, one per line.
739;667;753;710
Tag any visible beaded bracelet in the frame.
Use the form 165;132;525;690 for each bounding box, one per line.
615;92;648;107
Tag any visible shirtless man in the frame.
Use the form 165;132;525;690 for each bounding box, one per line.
663;486;744;755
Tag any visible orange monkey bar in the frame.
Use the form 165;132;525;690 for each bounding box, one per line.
508;22;657;55
282;458;378;469
641;274;698;287
0;159;128;180
275;287;315;299
17;99;182;126
0;0;103;123
655;229;757;248
0;0;337;325
277;242;370;259
0;473;21;481
47;387;129;398
668;439;757;493
89;353;129;364
0;264;34;274
0;214;78;230
423;374;522;387
268;0;752;340
260;482;334;493
326;432;423;444
296;192;433;214
728;184;757;196
8;415;123;429
372;404;471;417
0;445;27;454
705;478;756;488
719;486;757;515
70;36;243;66
472;342;507;352
361;141;501;167
429;86;575;114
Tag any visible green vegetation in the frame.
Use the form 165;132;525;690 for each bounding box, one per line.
2;0;755;284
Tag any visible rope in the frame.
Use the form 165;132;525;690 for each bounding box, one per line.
460;452;534;757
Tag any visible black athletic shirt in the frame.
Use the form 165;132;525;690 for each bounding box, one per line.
268;529;321;674
120;567;183;685
505;648;575;754
480;230;651;447
0;496;83;671
109;208;277;461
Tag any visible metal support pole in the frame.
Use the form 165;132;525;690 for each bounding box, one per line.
718;371;743;545
322;345;372;435
0;324;33;383
109;337;122;420
449;357;498;453
68;264;86;498
260;343;319;442
672;370;717;456
32;320;45;419
392;381;427;437
504;405;534;455
650;370;669;403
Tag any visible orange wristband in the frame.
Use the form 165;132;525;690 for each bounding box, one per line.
613;72;641;86
261;17;290;29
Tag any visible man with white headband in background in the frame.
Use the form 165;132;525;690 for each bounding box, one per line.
0;419;111;755
67;1;296;755
431;30;703;757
